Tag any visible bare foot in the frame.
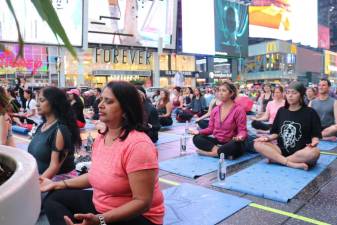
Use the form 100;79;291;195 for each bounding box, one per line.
196;149;218;157
286;161;309;170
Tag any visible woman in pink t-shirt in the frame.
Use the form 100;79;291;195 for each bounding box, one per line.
40;81;164;225
189;81;248;159
251;86;285;131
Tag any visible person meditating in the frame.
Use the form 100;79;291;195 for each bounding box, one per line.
254;82;321;170
189;81;247;159
40;81;164;225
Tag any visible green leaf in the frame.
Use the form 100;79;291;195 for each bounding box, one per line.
31;0;78;59
5;0;24;58
0;43;5;51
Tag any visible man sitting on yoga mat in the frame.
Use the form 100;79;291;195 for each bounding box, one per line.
254;82;321;170
189;81;247;159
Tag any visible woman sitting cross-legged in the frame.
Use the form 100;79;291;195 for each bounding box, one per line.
28;87;81;180
251;86;285;131
254;82;321;170
40;81;164;225
189;81;247;159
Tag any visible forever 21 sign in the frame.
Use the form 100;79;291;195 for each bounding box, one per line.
94;48;152;65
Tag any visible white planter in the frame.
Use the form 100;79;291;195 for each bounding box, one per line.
0;145;41;225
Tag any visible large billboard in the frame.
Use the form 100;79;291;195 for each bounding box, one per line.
0;0;83;46
214;0;248;57
181;0;215;55
182;0;248;57
88;0;177;49
249;0;318;48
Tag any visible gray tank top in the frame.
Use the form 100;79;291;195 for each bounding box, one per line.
311;97;335;128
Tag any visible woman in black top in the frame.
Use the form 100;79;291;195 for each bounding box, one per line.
157;90;173;126
260;83;273;113
254;82;321;170
28;87;81;179
67;89;86;128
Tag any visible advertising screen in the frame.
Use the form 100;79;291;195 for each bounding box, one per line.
88;0;177;49
181;0;215;55
249;0;318;48
318;25;330;50
214;0;248;57
0;0;83;46
325;50;337;75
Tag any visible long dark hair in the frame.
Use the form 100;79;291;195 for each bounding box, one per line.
41;87;82;147
285;82;306;109
100;81;147;141
0;87;10;115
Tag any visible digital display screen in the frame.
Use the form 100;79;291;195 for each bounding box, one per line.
0;0;83;46
249;0;318;48
88;0;177;49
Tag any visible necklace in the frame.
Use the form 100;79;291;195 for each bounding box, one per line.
42;119;58;131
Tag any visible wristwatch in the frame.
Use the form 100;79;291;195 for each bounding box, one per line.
97;214;107;225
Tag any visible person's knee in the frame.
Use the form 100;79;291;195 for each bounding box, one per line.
310;147;320;160
192;134;202;145
253;141;264;152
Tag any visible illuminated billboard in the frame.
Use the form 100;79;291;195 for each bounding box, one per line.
0;0;83;46
249;0;318;48
88;0;177;49
182;0;248;57
182;0;215;55
214;0;248;57
324;50;337;75
318;25;330;50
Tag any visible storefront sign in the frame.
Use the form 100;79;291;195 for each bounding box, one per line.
94;48;152;65
93;70;151;77
160;70;194;77
214;73;232;78
0;49;43;74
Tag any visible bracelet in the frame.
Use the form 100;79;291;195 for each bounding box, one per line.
62;180;69;189
97;214;107;225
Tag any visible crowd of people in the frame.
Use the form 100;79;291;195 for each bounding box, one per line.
1;78;337;225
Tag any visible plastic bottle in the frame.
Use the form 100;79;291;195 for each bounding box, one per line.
218;153;226;182
185;120;189;135
86;132;94;152
180;134;187;156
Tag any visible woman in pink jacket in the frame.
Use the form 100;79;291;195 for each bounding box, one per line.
190;81;247;159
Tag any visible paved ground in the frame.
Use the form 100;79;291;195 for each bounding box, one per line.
13;121;337;225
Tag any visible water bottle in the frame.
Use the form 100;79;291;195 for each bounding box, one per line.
86;132;94;152
180;134;187;156
185;120;189;135
218;153;226;182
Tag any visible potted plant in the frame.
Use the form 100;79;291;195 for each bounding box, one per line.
0;145;40;225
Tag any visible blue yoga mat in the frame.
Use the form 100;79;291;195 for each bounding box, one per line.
318;140;337;151
156;133;183;145
12;125;29;134
213;155;336;202
160;153;259;179
163;183;251;225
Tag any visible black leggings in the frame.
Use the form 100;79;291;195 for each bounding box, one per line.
251;120;272;131
159;117;173;126
43;189;158;225
192;135;245;159
197;119;209;129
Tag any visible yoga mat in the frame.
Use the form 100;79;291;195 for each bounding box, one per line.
160;153;259;179
318;140;337;151
213;155;336;203
156;133;183;145
163;183;251;225
12;125;29;134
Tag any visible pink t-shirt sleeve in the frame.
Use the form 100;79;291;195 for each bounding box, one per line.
124;141;159;174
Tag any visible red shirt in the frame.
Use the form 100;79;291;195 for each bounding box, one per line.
88;130;164;224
